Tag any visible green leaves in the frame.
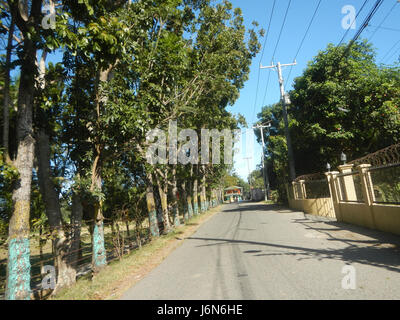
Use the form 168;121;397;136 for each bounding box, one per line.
256;41;399;202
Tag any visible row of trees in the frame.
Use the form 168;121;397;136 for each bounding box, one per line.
0;0;261;299
255;41;400;201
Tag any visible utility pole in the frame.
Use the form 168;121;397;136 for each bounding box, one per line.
253;123;271;201
243;156;253;200
260;61;297;181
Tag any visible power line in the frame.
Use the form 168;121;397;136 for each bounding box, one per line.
350;0;384;45
258;0;292;120
259;0;277;65
369;1;398;41
306;0;385;116
271;0;292;62
261;69;272;111
285;0;323;91
292;0;323;64
337;0;370;47
252;122;272;199
335;0;384;69
251;0;277;124
368;24;400;33
260;61;297;181
381;38;400;62
387;44;400;62
340;0;384;64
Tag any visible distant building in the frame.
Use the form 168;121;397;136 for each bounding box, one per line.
224;186;243;203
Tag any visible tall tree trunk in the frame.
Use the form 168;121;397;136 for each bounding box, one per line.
213;189;217;207
163;170;170;226
70;192;83;271
187;165;194;218
200;165;207;212
35;50;76;293
90;149;107;273
146;172;159;238
181;181;189;221
217;188;220;204
206;186;211;210
89;67;113;273
153;184;164;233
193;178;199;215
5;37;37;300
186;190;193;219
171;165;180;227
2;18;14;164
36;130;76;293
125;221;130;237
154;173;171;234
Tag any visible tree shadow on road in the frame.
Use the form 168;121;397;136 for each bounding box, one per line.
188;235;400;273
222;203;281;213
188;203;400;273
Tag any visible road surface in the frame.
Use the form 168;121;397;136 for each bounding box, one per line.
121;202;400;300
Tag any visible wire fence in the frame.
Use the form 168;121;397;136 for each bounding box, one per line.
294;172;325;182
0;193;218;300
367;163;400;205
0;216;153;300
349;143;400;167
304;179;331;199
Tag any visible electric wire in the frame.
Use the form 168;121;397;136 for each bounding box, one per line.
368;24;400;33
271;0;292;62
251;0;277;124
369;1;398;41
284;0;323;91
261;69;272;112
258;0;292;119
350;0;384;45
381;38;400;62
337;0;370;47
305;0;385;113
386;44;400;62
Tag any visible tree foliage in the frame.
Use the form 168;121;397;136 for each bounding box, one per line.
256;41;400;202
0;0;261;299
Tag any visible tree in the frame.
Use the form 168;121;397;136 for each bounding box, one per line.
1;0;262;299
249;168;264;189
5;0;47;300
290;41;399;170
256;40;400;202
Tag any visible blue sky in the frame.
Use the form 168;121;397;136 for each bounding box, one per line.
229;0;400;180
7;1;399;181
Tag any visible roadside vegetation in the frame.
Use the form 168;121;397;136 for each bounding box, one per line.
0;0;262;299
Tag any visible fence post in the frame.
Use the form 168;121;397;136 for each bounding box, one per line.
357;164;377;229
337;164;356;201
299;180;307;199
325;171;342;221
294;181;305;199
292;181;298;200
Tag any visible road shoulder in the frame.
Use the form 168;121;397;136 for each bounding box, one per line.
52;206;223;300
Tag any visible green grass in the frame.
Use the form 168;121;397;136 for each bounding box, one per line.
0;220;149;297
51;207;221;300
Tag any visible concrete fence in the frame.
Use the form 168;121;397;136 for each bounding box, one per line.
287;163;400;236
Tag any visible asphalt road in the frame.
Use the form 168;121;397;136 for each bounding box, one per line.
121;202;400;300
